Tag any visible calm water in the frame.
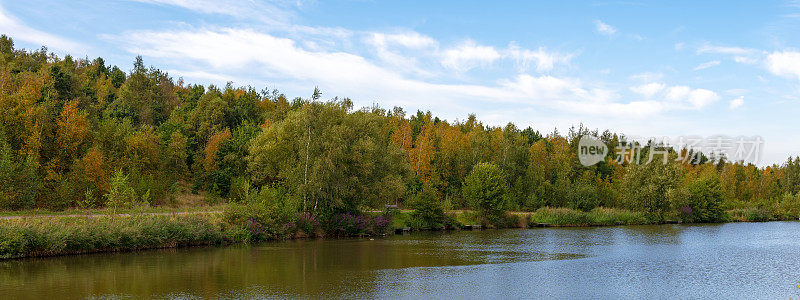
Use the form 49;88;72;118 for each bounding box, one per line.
2;222;800;299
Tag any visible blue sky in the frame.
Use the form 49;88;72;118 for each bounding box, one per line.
1;0;800;164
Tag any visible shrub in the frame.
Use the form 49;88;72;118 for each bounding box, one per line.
463;162;507;225
324;212;393;236
0;226;26;258
294;213;320;235
228;176;252;203
372;214;393;234
453;211;482;226
222;185;298;242
105;170;140;211
774;193;800;220
585;207;649;225
728;207;772;222
0;142;40;210
528;207;649;226
496;213;524;228
673;175;726;223
567;173;599;211
0;215;226;259
531;207;588;226
409;182;447;230
622;161;682;220
325;213;367;236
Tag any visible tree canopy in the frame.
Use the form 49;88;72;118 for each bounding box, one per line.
1;35;799;224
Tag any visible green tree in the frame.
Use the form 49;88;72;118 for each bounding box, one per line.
0;139;40;210
107;56;177;126
675;174;725;223
207;123;260;196
410;182;446;229
622;160;683;220
162;131;189;179
248;101;406;215
105;170;138;211
463;162;507;223
567;171;600;211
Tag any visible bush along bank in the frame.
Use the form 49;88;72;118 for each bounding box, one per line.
387;207;654;230
0;208;399;260
0;215;226;259
2;204;798;259
516;206;800;228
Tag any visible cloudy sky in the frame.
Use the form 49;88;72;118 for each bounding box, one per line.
2;0;800;164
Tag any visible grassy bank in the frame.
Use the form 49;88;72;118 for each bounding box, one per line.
386;207;653;229
0;214;227;259
2;206;797;260
0;207;395;259
393;206;800;229
0;204;226;218
516;206;798;227
523;207;651;227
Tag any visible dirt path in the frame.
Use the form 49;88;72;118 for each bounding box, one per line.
0;210;223;220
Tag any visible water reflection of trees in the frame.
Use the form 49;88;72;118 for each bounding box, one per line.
1;226;731;298
0;235;502;298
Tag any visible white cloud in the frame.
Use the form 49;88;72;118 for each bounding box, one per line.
693;60;720;71
697;44;764;65
114;27;705;119
166;69;237;82
595;20;617;36
440;40;501;71
366;35;571;75
685;88;719;108
369;32;437;50
733;56;759;64
729;96;744;109
366;32;438;76
630;83;665;97
665;85;691;101
118;28;395;83
112;24;722;125
506;44;572;72
499;75;589;100
697;44;757;55
630;82;718;109
629;72;664;82
724;88;748;95
557;100;664;118
765;51;800;80
0;6;85;53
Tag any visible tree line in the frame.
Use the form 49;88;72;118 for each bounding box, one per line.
1;35;799;223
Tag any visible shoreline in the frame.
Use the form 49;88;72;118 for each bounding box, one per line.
1;208;795;261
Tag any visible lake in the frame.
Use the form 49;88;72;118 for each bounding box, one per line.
2;222;799;299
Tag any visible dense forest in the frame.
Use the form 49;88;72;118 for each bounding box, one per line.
2;35;800;223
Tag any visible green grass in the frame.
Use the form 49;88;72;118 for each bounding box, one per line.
0;214;228;259
386;208;650;230
0;204;226;218
3;205;794;260
726;207;774;222
526;207;650;227
391;211;411;229
452;211;482;226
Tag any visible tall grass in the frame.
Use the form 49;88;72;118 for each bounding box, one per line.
0;208;399;259
0;215;226;259
726;208;773;222
528;207;649;226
